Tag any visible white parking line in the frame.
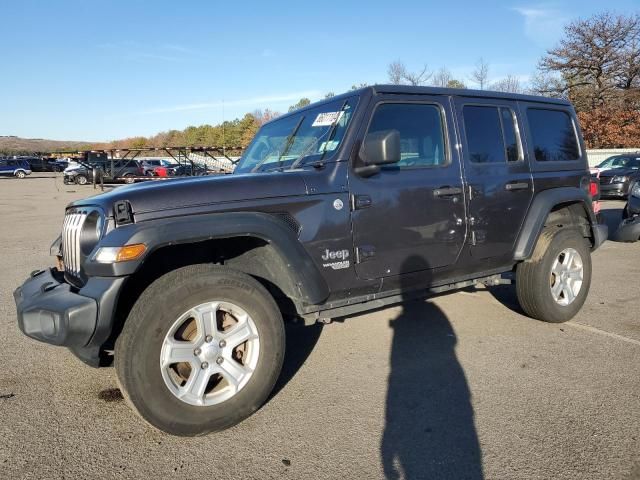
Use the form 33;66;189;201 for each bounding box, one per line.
566;321;640;346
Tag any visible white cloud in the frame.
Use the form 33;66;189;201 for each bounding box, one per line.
512;5;568;46
136;90;323;115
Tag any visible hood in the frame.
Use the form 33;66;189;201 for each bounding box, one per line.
71;172;309;217
599;167;639;178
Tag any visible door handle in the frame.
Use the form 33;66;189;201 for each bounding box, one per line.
433;186;463;197
505;182;530;191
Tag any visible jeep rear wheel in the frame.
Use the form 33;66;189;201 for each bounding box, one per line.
115;264;285;436
516;228;592;323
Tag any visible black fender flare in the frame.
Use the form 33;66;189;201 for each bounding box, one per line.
514;187;606;260
85;212;330;305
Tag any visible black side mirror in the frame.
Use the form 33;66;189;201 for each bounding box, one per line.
355;129;401;177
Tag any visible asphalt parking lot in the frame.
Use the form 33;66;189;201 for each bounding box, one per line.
0;174;638;480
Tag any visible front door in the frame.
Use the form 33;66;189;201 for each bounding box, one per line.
453;98;533;259
349;96;466;280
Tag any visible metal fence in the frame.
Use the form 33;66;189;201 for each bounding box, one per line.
586;149;639;167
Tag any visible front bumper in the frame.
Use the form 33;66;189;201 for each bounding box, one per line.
14;268;125;367
600;183;628;198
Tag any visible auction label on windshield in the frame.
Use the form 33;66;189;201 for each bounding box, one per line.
312;111;344;127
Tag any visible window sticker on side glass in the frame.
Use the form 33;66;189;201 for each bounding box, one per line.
312;111;344;127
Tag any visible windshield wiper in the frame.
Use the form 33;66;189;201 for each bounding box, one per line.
251;116;304;173
289;100;348;170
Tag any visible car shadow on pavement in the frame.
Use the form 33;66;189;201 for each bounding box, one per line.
382;256;483;479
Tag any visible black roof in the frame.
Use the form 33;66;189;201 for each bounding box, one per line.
369;84;571;105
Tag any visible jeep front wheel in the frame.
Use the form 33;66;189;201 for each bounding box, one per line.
115;264;285;436
516;228;592;323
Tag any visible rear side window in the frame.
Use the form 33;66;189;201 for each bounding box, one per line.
366;103;448;169
463;105;522;163
527;109;580;162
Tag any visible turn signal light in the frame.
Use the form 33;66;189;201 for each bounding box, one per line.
93;244;147;263
116;244;147;262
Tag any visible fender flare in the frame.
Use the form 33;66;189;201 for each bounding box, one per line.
85;211;330;305
514;187;603;260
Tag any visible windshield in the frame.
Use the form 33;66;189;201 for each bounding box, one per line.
598;156;628;169
235;96;358;173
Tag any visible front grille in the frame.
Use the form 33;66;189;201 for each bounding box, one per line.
62;209;88;278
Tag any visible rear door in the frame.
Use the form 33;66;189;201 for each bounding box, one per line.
0;160;9;175
453;98;533;259
349;95;467;279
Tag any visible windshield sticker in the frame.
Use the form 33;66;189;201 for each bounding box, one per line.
318;140;339;152
312;111;344;127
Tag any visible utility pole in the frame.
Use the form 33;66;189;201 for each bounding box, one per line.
222;100;226;156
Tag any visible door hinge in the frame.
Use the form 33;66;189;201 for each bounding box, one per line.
356;245;376;263
470;231;477;246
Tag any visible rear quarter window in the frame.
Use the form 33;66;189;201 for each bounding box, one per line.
527;108;580;162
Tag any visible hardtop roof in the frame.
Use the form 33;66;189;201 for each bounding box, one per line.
367;84;572;105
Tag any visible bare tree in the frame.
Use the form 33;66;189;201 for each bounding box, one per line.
432;67;453;87
527;70;567;98
432;67;466;88
491;75;525;94
387;60;432;86
470;58;490;90
539;12;640;109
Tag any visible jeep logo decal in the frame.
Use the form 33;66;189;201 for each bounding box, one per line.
321;249;350;270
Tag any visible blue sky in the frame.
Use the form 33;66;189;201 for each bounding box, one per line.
1;0;637;141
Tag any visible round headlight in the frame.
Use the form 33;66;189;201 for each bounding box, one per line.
632;182;640;198
80;211;103;255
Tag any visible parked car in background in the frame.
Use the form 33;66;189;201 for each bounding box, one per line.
612;181;640;242
597;156;640;199
27;156;67;172
152;162;209;177
64;159;144;185
0;158;32;178
49;159;70;172
21;156;49;172
590;153;640;174
141;159;176;176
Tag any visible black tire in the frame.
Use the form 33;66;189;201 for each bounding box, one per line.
516;227;592;323
123;174;135;184
75;174;88;185
115;264;285;436
15;170;26;179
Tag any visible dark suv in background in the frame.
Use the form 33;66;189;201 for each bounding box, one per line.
64;159;144;185
596;154;640;199
15;86;606;436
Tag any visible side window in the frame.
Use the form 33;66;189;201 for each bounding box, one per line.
463;106;507;163
527;108;580;162
366;103;447;169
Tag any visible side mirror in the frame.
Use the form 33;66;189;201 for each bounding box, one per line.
355;129;401;177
